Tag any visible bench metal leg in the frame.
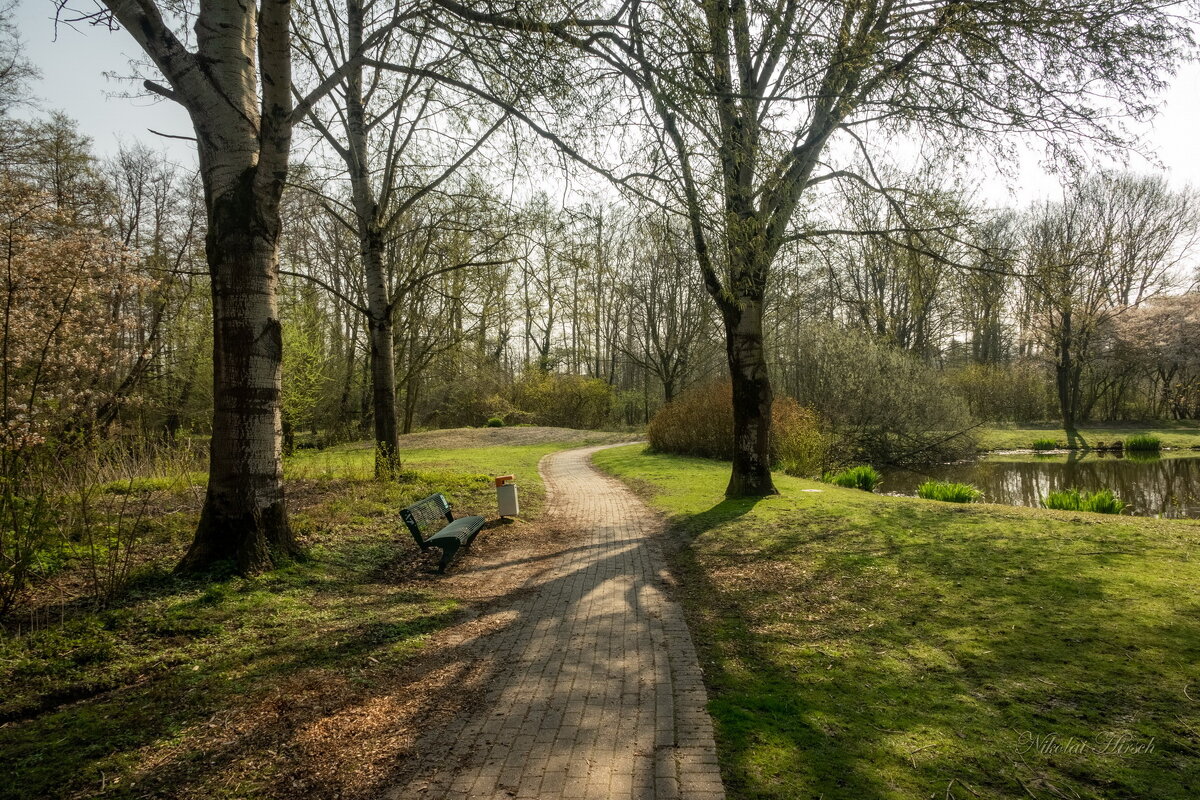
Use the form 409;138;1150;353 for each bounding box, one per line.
437;541;460;573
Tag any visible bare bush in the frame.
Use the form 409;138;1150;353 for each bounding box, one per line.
648;381;829;477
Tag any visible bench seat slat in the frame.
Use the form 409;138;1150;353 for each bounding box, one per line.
427;515;486;546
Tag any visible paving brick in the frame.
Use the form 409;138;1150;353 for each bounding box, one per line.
385;445;725;799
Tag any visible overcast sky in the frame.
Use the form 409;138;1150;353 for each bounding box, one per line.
15;2;1200;208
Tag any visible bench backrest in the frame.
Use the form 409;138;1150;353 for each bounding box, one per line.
400;493;455;548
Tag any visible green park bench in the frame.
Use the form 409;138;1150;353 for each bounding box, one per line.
400;493;486;573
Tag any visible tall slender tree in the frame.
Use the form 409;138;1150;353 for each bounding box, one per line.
292;0;508;474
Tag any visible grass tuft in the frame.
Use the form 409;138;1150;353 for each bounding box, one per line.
916;480;983;503
1031;437;1059;451
1124;433;1162;451
823;465;881;492
1042;487;1126;514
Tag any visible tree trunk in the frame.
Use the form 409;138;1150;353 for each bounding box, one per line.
179;170;297;573
662;375;676;404
1056;310;1076;429
723;300;777;497
368;311;400;474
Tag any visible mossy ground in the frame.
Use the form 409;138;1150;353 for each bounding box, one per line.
594;445;1200;800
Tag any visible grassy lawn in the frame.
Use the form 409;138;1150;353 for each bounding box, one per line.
1;428;628;800
979;421;1200;451
594;445;1200;800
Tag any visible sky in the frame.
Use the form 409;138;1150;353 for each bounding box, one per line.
13;2;1200;208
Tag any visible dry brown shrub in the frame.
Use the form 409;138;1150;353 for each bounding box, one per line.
646;380;828;476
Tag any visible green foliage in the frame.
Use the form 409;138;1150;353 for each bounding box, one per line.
0;453;58;615
485;416;504;428
1042;487;1126;514
772;401;830;479
823;465;881;492
511;370;615;429
1124;433;1162;451
917;480;983;503
944;362;1057;422
280;284;332;452
646;380;828;475
1031;437;1059;450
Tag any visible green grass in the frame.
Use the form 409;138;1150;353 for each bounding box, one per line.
1124;434;1163;452
1;431;621;799
1043;487;1127;515
823;465;881;492
0;502;457;799
593;445;1200;800
980;421;1200;451
1030;437;1059;451
285;442;580;519
916;480;983;503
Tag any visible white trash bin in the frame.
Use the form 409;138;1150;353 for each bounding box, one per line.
495;475;520;517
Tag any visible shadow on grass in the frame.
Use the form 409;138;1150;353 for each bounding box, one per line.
1;484;705;800
662;499;1200;799
676;496;764;537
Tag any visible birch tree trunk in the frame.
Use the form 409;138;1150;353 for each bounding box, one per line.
100;0;302;572
180;165;297;571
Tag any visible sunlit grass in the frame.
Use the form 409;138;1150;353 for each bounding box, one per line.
980;422;1200;451
1043;487;1127;514
916;480;983;503
594;444;1200;800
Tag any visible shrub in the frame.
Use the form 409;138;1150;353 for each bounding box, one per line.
1123;434;1162;452
646;381;827;476
782;323;977;464
823;465;881;492
772;400;830;479
917;480;983;503
943;361;1057;422
1042;487;1126;514
0;451;59;614
485;417;504;428
1031;438;1059;451
511;371;615;429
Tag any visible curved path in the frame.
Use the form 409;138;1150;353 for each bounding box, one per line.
388;444;725;799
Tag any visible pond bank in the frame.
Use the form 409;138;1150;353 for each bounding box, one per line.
885;450;1200;518
978;422;1200;451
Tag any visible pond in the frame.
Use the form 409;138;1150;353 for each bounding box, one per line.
884;451;1200;518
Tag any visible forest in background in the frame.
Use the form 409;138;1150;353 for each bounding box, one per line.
5;106;1198;459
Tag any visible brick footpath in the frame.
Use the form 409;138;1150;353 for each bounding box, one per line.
387;444;725;799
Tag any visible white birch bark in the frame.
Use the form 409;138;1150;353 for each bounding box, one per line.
101;0;299;571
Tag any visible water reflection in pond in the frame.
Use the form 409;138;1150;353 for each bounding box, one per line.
885;452;1200;518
